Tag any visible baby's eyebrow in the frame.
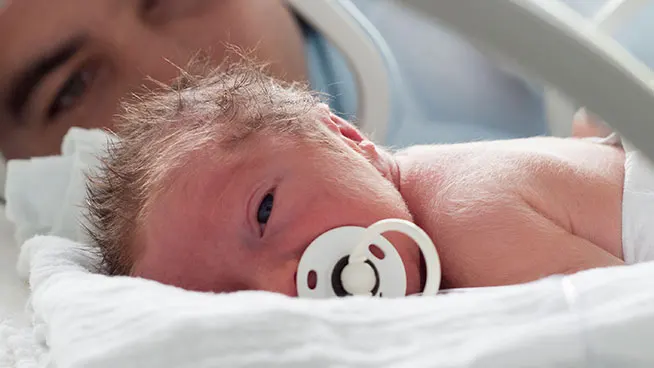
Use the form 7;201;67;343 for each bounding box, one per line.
6;33;87;122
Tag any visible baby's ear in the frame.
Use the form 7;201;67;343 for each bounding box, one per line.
318;106;365;144
317;107;388;171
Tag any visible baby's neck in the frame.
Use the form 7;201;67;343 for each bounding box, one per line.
391;145;458;289
391;145;452;215
376;146;450;291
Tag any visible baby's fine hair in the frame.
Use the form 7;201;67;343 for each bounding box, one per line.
86;60;327;276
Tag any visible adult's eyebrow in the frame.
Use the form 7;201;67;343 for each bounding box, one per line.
6;34;87;121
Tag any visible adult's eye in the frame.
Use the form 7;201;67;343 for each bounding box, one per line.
140;0;184;24
47;64;96;120
140;0;162;15
257;193;274;232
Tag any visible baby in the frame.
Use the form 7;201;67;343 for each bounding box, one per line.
86;63;634;296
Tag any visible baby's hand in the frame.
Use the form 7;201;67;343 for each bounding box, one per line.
572;108;614;139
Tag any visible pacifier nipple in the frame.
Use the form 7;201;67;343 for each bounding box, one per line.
296;218;441;299
341;262;376;296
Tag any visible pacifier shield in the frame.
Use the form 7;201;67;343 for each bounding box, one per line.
296;226;407;298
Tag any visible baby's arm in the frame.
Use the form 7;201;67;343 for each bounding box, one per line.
437;193;624;288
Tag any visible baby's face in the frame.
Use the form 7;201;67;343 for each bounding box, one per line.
133;118;420;296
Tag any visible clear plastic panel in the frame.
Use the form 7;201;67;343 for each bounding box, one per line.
397;0;654;160
546;0;654;136
557;0;654;133
509;0;654;137
560;0;608;17
561;0;654;68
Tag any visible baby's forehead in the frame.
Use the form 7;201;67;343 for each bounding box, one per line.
145;152;246;232
162;139;264;194
145;105;326;211
159;129;304;201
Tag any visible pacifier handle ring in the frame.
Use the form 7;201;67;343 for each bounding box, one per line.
347;219;441;296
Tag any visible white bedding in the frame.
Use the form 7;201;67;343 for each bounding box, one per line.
0;207;27;323
0;206;40;368
0;126;105;367
12;233;654;368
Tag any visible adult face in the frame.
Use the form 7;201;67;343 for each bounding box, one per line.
0;0;307;159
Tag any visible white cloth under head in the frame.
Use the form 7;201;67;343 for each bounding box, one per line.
18;233;654;367
622;149;654;264
4;127;114;253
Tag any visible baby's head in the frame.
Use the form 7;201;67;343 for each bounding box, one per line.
86;63;420;296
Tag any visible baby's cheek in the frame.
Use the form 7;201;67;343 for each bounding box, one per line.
134;222;237;292
132;244;211;292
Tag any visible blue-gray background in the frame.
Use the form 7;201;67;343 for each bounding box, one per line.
302;0;653;147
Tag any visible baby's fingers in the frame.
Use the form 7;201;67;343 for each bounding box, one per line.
572;108;614;139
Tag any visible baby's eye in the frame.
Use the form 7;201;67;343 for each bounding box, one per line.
257;193;274;229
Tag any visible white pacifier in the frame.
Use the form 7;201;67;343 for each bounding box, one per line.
296;219;441;298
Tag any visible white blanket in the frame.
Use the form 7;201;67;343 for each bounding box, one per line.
1;127;110;368
16;233;654;367
0;209;41;368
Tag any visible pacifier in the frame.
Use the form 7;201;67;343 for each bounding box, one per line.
296;219;441;298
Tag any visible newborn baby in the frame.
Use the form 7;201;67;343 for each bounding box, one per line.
86;63;633;296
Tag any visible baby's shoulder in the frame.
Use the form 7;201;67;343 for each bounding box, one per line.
400;137;623;188
399;138;573;195
397;137;624;241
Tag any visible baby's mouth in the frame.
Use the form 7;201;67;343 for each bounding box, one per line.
292;271;298;297
419;250;427;291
